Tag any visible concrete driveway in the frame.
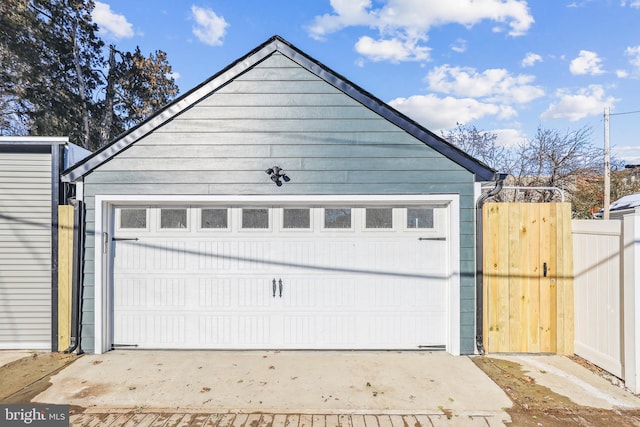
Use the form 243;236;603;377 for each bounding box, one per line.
8;349;640;426
33;350;511;418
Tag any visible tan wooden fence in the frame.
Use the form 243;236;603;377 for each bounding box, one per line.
57;205;74;351
483;202;574;354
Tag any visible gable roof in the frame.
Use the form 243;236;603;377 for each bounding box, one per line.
62;35;497;183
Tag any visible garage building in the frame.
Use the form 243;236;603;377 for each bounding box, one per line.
61;36;497;355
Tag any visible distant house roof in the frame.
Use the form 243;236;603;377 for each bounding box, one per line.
610;193;640;211
62;35;497;183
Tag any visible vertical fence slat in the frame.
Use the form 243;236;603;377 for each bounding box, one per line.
556;203;566;354
57;205;74;351
560;203;575;355
484;203;509;352
528;203;542;353
506;203;522;352
496;204;511;352
538;203;552;353
515;203;529;352
548;203;558;353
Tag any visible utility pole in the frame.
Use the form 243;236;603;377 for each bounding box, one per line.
604;107;611;220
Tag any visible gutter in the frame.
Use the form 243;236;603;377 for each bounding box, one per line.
475;173;508;355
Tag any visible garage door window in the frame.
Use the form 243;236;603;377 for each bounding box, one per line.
365;208;393;229
242;208;269;229
201;208;228;229
407;207;434;229
120;208;147;229
160;208;187;229
324;208;352;229
283;208;310;229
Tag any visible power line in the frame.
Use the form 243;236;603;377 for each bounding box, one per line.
611;109;640;116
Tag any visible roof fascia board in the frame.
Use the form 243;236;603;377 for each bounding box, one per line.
0;136;68;145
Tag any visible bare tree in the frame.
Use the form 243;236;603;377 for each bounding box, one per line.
441;123;518;178
510;126;602;202
444;123;607;210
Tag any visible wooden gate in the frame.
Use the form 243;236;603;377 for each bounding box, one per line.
483;202;574;354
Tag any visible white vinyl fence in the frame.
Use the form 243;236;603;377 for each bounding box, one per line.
573;209;640;393
573;220;622;377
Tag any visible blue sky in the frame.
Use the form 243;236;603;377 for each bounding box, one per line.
92;0;640;164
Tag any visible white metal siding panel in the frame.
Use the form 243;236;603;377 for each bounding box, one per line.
0;152;52;349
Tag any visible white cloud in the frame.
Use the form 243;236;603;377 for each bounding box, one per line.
307;0;375;39
569;50;605;75
621;0;640;8
493;128;528;148
521;52;542;67
617;69;630;78
426;65;544;104
541;85;617;121
613;145;640;165
625;46;640;69
308;0;534;62
616;46;640;78
355;36;430;62
92;2;134;40
567;1;593;7
166;72;181;81
389;94;516;131
451;38;467;53
191;5;229;46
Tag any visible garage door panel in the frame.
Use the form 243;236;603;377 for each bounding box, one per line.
112;204;451;350
283;315;356;347
116;277;188;307
198;278;286;309
280;276;446;309
279;282;446;348
113;241;148;270
114;314;187;347
153;242;187;270
198;240;285;272
197;315;277;347
116;313;283;349
280;239;447;276
279;314;445;349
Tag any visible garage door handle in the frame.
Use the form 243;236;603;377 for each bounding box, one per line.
279;279;283;298
272;279;277;298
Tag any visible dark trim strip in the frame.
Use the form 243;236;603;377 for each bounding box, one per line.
50;144;64;352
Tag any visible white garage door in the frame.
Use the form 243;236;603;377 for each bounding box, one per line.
110;203;450;350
